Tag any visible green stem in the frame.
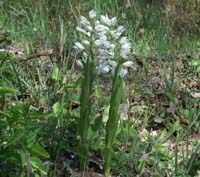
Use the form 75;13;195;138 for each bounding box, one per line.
104;147;112;177
79;57;94;171
104;62;123;176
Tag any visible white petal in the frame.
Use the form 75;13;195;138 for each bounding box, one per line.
98;34;107;40
74;42;85;53
120;37;131;59
110;44;115;51
111;26;125;39
95;20;100;26
82;40;90;47
80;16;88;22
120;48;131;58
96;48;114;58
76;27;91;37
106;45;115;57
98;56;109;62
76;60;83;68
96;48;108;54
97;31;107;36
97;64;110;74
84;25;93;32
82;52;89;62
120;49;130;59
117;26;125;33
110;17;117;25
120;68;128;78
122;61;134;68
95;24;109;32
108;60;117;68
122;13;126;19
150;130;158;137
119;37;129;45
80;16;90;26
95;39;111;48
89;10;96;19
100;15;111;26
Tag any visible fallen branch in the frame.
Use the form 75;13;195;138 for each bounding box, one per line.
0;49;53;62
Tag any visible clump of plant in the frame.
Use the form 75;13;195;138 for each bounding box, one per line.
190;59;200;76
74;10;133;176
165;0;200;34
0;49;50;177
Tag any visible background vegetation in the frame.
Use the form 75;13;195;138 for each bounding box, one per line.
0;0;199;176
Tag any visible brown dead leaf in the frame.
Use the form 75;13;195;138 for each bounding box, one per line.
189;80;200;89
79;172;104;177
173;114;189;125
191;92;200;98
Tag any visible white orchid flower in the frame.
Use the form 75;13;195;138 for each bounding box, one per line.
100;15;117;26
98;56;109;62
96;48;109;55
96;50;114;60
89;10;96;19
110;17;117;25
76;59;83;68
110;44;115;50
96;31;108;37
95;24;109;32
100;15;111;26
120;45;131;59
95;20;100;26
122;61;134;68
74;42;85;53
116;26;125;34
74;10;133;78
80;16;90;26
82;40;90;47
118;61;134;78
97;63;110;74
120;37;131;59
119;68;128;78
84;25;93;32
76;27;91;37
108;60;117;68
119;37;129;45
111;26;125;39
95;39;111;48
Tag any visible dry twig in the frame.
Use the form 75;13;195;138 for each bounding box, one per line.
0;49;53;62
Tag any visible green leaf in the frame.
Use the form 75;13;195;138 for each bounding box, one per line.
51;64;61;81
30;144;49;158
154;115;164;123
6;128;24;147
170;121;180;134
154;144;168;154
64;83;77;89
17;149;26;168
30;112;50;119
30;157;47;175
53;102;61;115
191;60;200;66
91;114;103;132
27;133;37;148
157;130;167;143
0;86;19;94
0;150;19;163
114;152;128;165
197;66;200;73
166;92;178;104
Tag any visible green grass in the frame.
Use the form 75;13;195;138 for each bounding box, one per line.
0;0;200;176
